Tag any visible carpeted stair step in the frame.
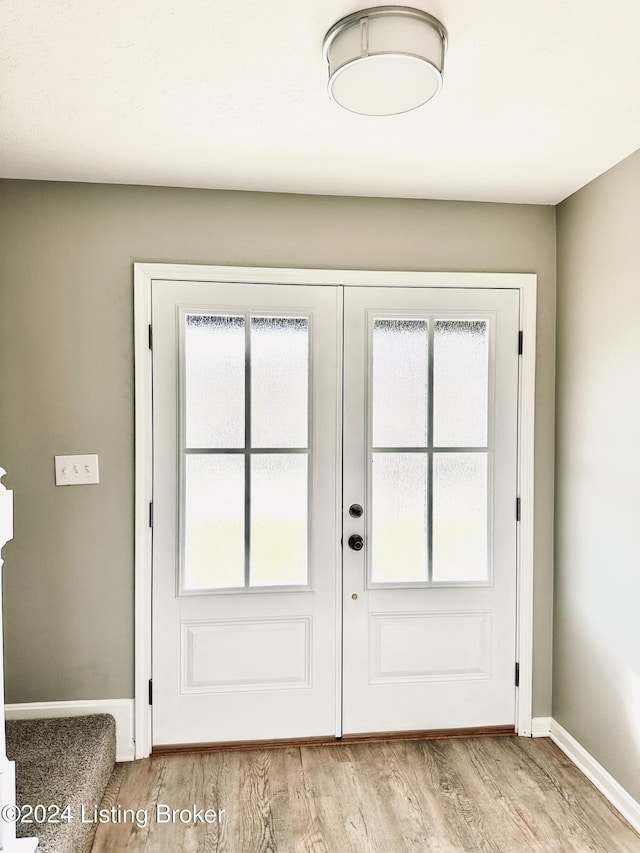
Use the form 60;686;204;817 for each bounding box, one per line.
6;715;116;853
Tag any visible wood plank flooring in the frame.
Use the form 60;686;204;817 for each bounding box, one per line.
89;736;640;852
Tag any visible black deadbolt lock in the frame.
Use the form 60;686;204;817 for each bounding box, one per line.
348;534;364;551
349;503;364;518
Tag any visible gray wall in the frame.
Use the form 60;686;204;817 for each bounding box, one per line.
0;179;556;716
555;149;640;800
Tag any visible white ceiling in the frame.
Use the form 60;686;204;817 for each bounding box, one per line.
1;0;639;204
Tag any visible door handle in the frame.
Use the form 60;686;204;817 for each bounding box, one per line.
348;534;364;551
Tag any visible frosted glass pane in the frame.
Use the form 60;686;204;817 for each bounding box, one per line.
371;453;428;583
183;455;245;591
250;454;308;586
251;317;309;448
433;320;488;447
372;319;428;447
432;453;488;582
185;314;245;448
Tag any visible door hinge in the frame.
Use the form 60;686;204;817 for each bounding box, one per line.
149;502;153;528
515;662;520;688
148;679;153;705
516;497;521;522
148;324;153;350
518;331;523;355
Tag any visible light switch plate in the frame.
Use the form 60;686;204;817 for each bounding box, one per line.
55;454;100;486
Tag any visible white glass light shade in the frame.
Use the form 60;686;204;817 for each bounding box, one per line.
323;6;447;116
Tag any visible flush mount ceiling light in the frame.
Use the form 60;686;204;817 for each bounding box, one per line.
323;6;447;116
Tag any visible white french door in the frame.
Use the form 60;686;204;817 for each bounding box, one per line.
342;286;519;733
152;281;341;745
151;279;519;746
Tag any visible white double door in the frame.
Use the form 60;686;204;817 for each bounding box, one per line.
152;280;519;746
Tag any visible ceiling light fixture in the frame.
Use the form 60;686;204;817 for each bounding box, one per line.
323;6;447;116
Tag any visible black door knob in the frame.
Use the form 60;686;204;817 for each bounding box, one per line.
349;503;364;518
348;534;364;551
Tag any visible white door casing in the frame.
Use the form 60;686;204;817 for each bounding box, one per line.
133;265;537;758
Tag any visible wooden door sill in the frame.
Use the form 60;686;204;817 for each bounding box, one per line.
152;724;515;756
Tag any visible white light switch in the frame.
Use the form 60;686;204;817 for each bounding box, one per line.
55;454;100;486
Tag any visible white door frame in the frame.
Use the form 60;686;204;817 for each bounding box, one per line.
133;263;537;759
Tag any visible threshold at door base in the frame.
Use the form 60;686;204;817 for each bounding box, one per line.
152;725;515;756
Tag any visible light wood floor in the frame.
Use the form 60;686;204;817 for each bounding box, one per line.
89;736;640;852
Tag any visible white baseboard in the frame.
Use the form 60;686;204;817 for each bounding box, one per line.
5;698;134;762
530;716;551;737
550;719;640;834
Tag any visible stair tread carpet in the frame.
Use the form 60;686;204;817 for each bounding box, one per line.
6;715;116;853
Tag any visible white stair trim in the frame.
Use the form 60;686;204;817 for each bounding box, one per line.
1;469;38;850
5;699;134;763
550;718;640;834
